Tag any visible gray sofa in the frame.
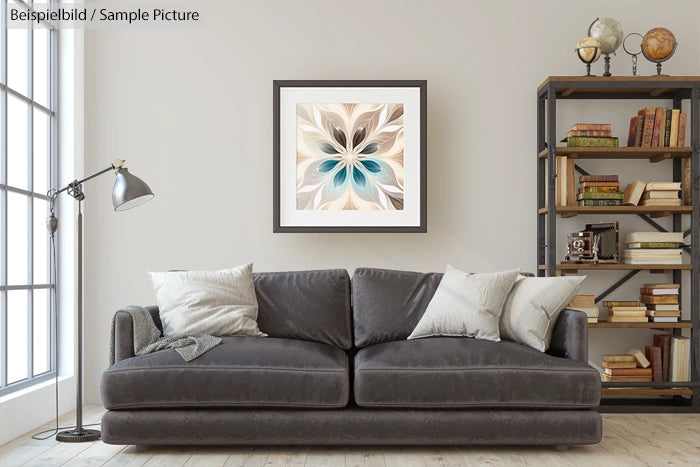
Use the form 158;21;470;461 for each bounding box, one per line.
101;268;602;446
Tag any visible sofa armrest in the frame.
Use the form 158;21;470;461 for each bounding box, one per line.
547;309;588;363
112;306;161;363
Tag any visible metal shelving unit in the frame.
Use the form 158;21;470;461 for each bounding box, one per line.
536;76;700;413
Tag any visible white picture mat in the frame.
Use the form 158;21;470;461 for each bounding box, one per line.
279;87;422;227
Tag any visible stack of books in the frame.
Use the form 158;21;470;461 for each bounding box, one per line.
603;300;647;323
577;175;622;206
622;231;684;264
627;107;687;148
640;283;680;323
640;182;682;207
601;350;651;382
567;294;599;323
562;123;618;147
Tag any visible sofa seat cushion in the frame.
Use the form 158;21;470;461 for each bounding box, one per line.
354;337;600;409
101;337;349;409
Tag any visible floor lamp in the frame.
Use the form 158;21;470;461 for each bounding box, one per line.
48;159;153;442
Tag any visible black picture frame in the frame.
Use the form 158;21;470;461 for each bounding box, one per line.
273;80;427;233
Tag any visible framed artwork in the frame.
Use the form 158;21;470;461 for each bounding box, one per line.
273;80;427;232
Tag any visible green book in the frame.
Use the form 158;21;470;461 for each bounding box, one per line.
577;192;625;200
562;136;620;147
627;242;682;249
577;199;623;206
580;186;621;193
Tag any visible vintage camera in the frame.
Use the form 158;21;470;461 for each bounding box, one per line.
564;222;619;264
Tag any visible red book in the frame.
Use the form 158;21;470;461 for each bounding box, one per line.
627;115;639;147
640;107;656;147
653;334;672;382
579;181;621;188
678;113;687;146
635;109;645;146
579;175;619;183
571;123;611;131
651;107;665;147
644;345;663;382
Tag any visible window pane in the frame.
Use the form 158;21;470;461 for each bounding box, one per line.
33;26;49;108
8;95;29;191
33;289;50;375
7;28;29;96
7;290;29;384
34;110;49;195
34;198;49;284
8;192;29;285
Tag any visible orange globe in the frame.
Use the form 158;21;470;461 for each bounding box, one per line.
642;28;677;61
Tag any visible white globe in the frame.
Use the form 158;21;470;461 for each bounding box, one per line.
589;18;624;54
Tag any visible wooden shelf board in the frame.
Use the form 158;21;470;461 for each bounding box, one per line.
538;76;700;95
539;264;691;271
538;206;691;217
537;146;691;160
602;387;693;397
589;320;692;329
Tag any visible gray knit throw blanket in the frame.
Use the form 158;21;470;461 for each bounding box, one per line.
109;305;222;365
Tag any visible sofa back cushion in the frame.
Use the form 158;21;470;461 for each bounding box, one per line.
352;268;442;347
253;269;352;349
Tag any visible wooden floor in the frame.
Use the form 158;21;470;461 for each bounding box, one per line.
1;406;699;466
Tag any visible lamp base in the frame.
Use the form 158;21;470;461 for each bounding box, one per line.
56;428;101;443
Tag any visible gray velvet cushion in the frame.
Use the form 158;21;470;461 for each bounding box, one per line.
354;337;600;408
254;269;352;349
352;268;443;347
101;337;349;409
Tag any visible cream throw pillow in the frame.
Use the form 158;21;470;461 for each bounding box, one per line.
499;275;585;352
407;265;521;342
148;263;267;337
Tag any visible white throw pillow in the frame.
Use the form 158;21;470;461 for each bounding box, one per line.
499;275;586;352
148;263;267;337
407;265;521;342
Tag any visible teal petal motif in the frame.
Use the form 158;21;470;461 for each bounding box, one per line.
359;142;379;154
360;160;381;173
333;166;347;187
318;160;339;173
353;167;367;187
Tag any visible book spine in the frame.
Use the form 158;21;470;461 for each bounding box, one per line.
669;109;680;147
651;107;665;147
566;136;619;147
629;242;681;248
580;186;621;193
577;192;624;200
641;107;656;147
645;345;663;382
640;288;679;295
678;113;687;146
572;123;612;131
577;199;623;206
568;130;613;137
663;108;672;147
603;301;639;307
627;115;638;147
640;295;680;304
580;181;621;188
579;175;619;182
634;110;645;147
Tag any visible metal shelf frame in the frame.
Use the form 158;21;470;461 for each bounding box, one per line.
536;76;700;413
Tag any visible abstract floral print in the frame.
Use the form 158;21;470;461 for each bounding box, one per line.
296;103;404;210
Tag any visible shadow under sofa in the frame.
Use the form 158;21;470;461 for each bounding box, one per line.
100;268;602;446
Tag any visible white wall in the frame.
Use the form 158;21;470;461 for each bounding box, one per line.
82;0;700;403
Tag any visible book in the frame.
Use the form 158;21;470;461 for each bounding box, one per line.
576;192;625;200
663;108;672;147
601;361;637;369
669;109;680;147
579;175;618;183
579;186;622;193
639;288;679;295
624;257;683;265
623;249;682;256
644;345;663;382
653;334;672;382
641;191;680;199
602;301;640;307
568;129;613;137
639;199;682;207
678;113;687;146
608;316;648;322
635;110;645;146
568;294;596;307
569;306;600;318
626;348;651;368
577;199;622;206
643;283;680;289
627;115;639;147
627;242;681;249
571;123;611;131
645;182;682;191
646;304;681;311
670;335;690;382
622;180;646;206
640;295;679;304
602;354;636;363
606;306;647;312
649;316;679;323
579;181;620;188
646;310;681;317
564;136;619;147
640;107;656;147
602;374;652;382
626;232;684;243
603;368;652;376
651;107;665;147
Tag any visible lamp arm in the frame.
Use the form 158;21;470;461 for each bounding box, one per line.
54;159;126;195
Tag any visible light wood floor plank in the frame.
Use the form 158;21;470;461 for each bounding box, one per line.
264;445;308;465
305;446;345;466
345;446;385;467
0;444;54;466
183;447;232;466
143;446;193;466
102;445;153;467
62;441;126;466
382;447;427;467
21;441;94;467
223;446;269;467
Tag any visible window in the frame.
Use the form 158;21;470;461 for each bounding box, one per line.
1;0;57;395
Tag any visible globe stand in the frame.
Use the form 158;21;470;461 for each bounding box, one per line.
575;45;600;77
602;54;612;77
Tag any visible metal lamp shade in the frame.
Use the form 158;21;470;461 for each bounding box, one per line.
112;167;154;211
